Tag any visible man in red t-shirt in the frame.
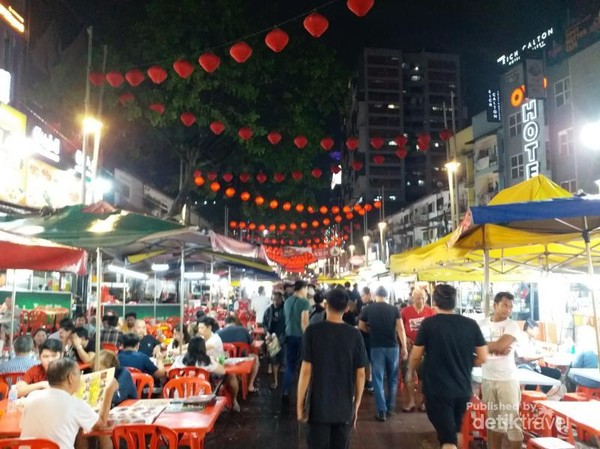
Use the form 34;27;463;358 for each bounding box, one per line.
16;339;62;398
400;287;435;411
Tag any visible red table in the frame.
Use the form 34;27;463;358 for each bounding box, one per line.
224;359;255;400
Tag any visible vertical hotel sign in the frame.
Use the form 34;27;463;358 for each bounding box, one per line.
521;99;540;179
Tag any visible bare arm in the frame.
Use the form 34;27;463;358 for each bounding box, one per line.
358;320;369;333
301;310;309;332
16;380;48;398
353;367;366;428
487;334;516;354
396;318;408;360
153;352;166;378
474;345;488;367
297;361;312;422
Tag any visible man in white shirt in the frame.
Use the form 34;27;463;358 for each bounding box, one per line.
478;292;522;449
252;286;271;326
20;358;118;449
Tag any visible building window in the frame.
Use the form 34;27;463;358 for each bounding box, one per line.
510;154;524;179
555;77;571;108
560;179;577;193
508;111;522;137
121;184;131;199
557;128;573;157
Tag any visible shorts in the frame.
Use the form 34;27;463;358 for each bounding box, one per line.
481;379;523;442
424;395;470;445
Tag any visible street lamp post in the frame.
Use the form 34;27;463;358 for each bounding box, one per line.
378;222;387;263
445;161;460;230
81;116;103;204
348;244;355;258
362;235;370;267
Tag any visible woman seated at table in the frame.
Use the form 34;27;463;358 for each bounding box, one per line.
567;325;600;392
97;349;137;406
32;328;48;357
167;324;190;356
516;319;562;395
172;336;240;412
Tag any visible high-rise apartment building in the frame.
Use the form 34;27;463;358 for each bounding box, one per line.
343;48;464;211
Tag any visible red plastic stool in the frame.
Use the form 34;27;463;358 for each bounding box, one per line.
521;390;548;401
562;392;588;401
526;437;574;449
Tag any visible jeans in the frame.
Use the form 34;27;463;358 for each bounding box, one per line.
370;346;399;413
283;335;302;395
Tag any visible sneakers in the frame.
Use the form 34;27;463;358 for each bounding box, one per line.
375;411;386;422
386;409;395;417
365;381;374;392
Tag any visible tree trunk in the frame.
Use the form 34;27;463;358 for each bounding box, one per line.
167;163;195;219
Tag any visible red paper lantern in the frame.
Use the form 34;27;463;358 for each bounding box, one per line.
256;173;267;184
323;218;331;226
210;121;225;135
290;223;298;231
229;41;253;63
307;206;315;214
239;222;247;229
331;206;340;215
331;165;341;174
320;137;334;151
238;127;253;140
147;65;168;84
209;181;220;192
269;224;276;232
255;196;265;206
395;148;408;159
198;52;221;73
118;92;134;104
279;224;287;232
346;137;359;151
207;172;217;181
303;12;329;38
370;136;385;150
292;171;303;181
180;112;196;127
301;222;308;230
312;220;319;228
105;71;124;87
240;192;251;201
374;200;382;209
346;0;375;17
417;133;431;151
194;176;205;186
88;72;105;86
222;173;233;183
258;224;266;232
311;168;322;179
125;69;145;87
306;238;312;244
294;135;308;149
173;60;194;79
225;187;236;198
194;170;201;177
239;173;250;183
249;223;256;231
373;154;385;165
267;131;282;145
346;212;354;220
273;172;285;183
229;221;237;229
319;206;328;214
394;135;408;147
265;28;289;53
283;202;292;211
364;203;373;212
334;215;342;223
149;103;165;114
439;129;453;141
353;204;362;212
295;204;305;213
269;200;279;209
343;206;351;213
352;161;363;171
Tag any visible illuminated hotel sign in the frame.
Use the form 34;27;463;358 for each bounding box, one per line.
521;99;540;179
497;28;554;66
31;125;60;163
0;2;24;33
486;89;502;122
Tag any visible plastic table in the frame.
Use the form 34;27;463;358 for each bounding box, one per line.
568;368;600;383
471;367;561;386
538;400;600;444
224;358;255;400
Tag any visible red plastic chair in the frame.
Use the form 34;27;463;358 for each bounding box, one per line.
0;372;25;387
231;342;251;357
112;424;178;449
0;379;8;399
167;366;210;381
131;372;154;399
0;438;59;449
102;343;119;353
126;366;142;374
222;343;236;358
29;310;49;332
460;395;487;449
166;316;180;328
162;377;212;399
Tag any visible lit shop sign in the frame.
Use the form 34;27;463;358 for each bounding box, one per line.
31;126;60;163
497;28;554;66
0;69;11;104
74;149;93;178
486;89;502;122
0;2;24;33
521;99;540;179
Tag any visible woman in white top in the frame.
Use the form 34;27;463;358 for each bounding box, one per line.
167;324;190;357
171;336;240;412
197;317;225;359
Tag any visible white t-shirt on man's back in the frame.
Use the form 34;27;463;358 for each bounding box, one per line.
20;388;98;449
478;317;521;381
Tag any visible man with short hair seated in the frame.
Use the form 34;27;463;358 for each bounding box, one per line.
100;314;123;347
218;315;259;392
0;335;39;376
15;339;62;397
20;358;118;449
117;333;165;380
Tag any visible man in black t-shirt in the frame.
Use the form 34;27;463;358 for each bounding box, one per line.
298;288;368;449
408;284;488;449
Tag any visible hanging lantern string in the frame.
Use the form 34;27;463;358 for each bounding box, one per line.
113;0;345;71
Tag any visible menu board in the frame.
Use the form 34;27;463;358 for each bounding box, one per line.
74;367;115;411
108;399;170;426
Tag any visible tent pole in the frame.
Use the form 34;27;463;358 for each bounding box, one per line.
122;261;127;319
582;220;600;369
179;245;185;356
94;248;102;371
9;269;17;357
483;248;490;317
153;273;157;321
209;259;214;305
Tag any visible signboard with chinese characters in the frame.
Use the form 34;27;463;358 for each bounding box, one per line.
497;28;554;66
31;125;61;163
547;10;600;64
486;89;502;122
